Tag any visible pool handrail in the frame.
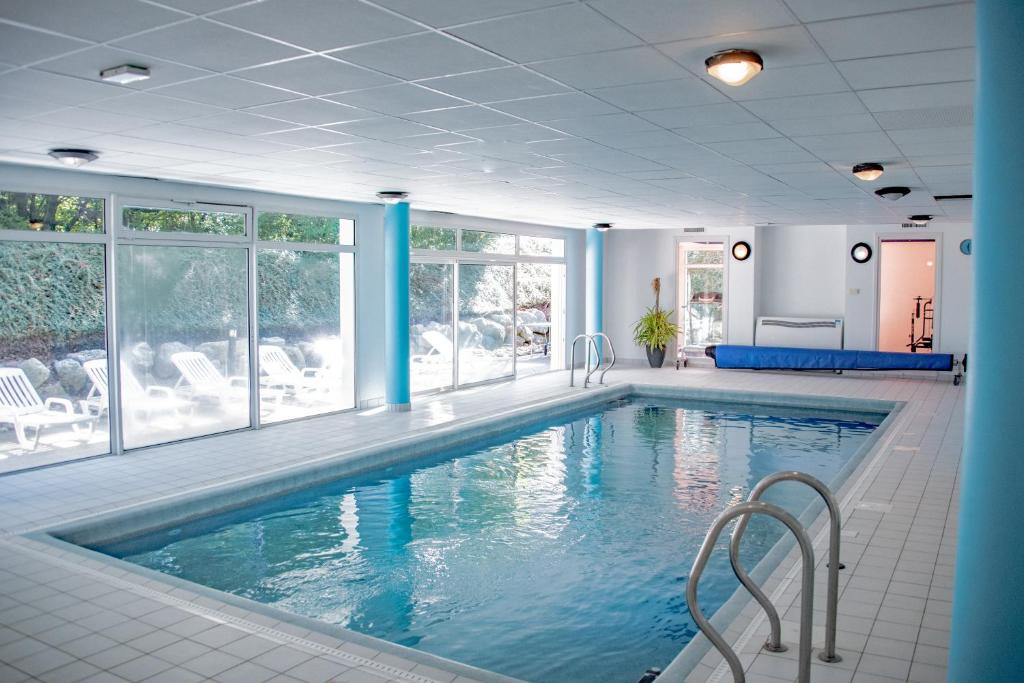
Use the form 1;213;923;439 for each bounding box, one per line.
730;471;843;662
587;333;616;386
687;500;815;683
569;334;599;387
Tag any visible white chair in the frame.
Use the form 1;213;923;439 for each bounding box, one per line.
170;352;248;402
82;359;192;419
0;368;95;450
258;345;329;396
417;331;454;363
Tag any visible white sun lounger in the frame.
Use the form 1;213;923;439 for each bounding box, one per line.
0;367;96;450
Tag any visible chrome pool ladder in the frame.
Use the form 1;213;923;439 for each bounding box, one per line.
569;333;616;388
686;471;845;682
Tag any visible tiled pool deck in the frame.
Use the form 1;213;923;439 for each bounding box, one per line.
0;367;962;682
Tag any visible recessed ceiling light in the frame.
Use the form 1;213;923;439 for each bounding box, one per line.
376;190;409;204
852;162;884;181
705;49;763;86
48;148;98;168
593;223;613;232
875;186;910;201
908;214;934;226
99;64;151;84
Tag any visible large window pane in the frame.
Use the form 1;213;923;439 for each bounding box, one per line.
117;245;250;449
515;263;566;377
257;249;355;421
458;263;514;385
410;225;457;251
410;263;454;393
519;235;564;258
122;207;245;236
461;230;515;254
257;212;354;245
0;191;104;233
0;241;108;471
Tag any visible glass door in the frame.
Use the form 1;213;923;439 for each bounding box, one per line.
457;262;514;385
410;262;455;392
677;242;725;351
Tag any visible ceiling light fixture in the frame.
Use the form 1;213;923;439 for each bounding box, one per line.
593;222;612;232
874;186;910;201
705;49;764;86
852;162;884;181
907;214;934;226
99;64;151;84
48;148;98;168
376;190;408;204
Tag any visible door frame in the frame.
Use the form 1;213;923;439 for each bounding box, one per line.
874;232;943;353
675;236;730;353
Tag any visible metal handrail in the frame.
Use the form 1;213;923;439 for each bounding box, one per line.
687;501;815;683
569;334;599;387
730;471;843;662
588;332;616;385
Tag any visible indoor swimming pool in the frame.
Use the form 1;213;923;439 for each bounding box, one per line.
90;396;884;682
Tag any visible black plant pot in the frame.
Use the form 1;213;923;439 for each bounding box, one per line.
645;345;666;368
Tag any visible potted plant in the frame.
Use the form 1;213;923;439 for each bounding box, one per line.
632;277;679;368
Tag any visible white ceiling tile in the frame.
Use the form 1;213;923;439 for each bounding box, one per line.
0;0;187;42
326;84;467;115
657;25;828;74
743;92;868;121
153;76;299;108
638;102;759;128
112;19;304;71
0;117;99;146
0;69;125;106
873;105;972;131
261;148;352;164
34;46;213;91
489;93;620;121
371;0;568;27
326;117;441;140
450;5;641;62
405;106;521;131
154;0;245;13
258;127;361;148
460;124;564;143
836;48;975;90
215;0;421;52
531;47;691;89
235;56;398;97
588;0;795;44
0;23;90;66
707;138;818;164
84;92;227;122
178;111;294;135
546;113;659;137
859;82;974;113
791;132;902;158
589;78;727;111
246;98;370;126
678;122;783;143
27;108;159;133
724;63;850;101
0;95;65;119
769;114;881;137
595;129;691;149
784;0;956;23
807;4;975;61
419;67;567;103
333;32;505;80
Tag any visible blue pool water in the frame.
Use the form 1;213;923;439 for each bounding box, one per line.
96;397;883;682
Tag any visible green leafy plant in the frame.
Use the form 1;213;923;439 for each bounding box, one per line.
632;277;679;350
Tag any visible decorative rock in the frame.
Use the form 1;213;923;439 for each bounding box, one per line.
260;336;287;347
297;341;320;367
472;317;506;350
55;358;89;395
154;342;192;379
127;342;155;373
18;358;49;388
196;341;229;372
282;344;305;369
66;349;106;365
457;321;482;349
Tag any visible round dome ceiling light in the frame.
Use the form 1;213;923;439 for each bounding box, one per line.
875;186;910;201
852;162;884;181
376;190;408;204
48;148;98;168
851;242;873;264
731;240;751;261
908;214;934;226
593;222;613;232
705;49;764;86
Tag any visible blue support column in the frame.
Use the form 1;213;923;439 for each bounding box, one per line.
384;200;411;411
586;228;605;365
949;2;1024;679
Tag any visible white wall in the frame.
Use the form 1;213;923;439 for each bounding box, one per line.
757;225;846;319
603;222;973;362
603;226;758;363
